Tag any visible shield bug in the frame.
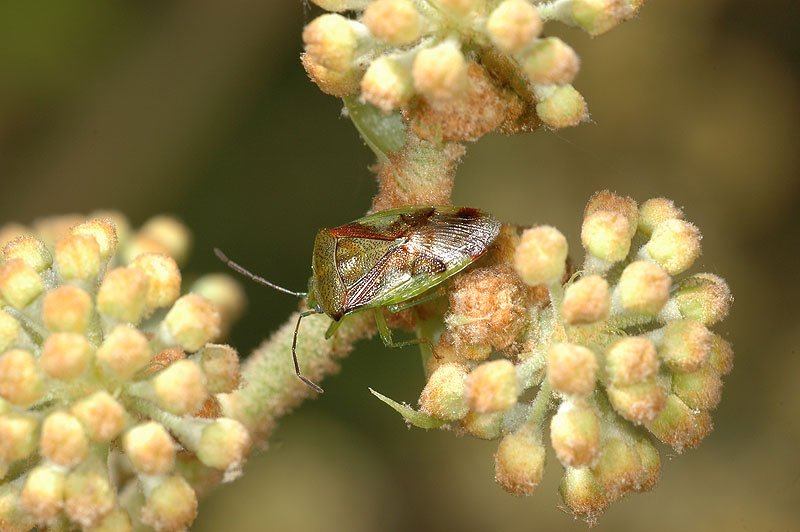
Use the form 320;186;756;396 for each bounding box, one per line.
216;205;501;393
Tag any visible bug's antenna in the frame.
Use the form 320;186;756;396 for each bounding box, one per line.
214;248;308;298
293;309;324;393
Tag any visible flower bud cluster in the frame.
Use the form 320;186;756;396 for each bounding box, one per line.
303;0;646;137
0;213;248;531
373;191;732;523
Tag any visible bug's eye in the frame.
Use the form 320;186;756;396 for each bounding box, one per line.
315;303;323;314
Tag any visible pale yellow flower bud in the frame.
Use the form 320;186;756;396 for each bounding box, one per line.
63;464;116;528
435;0;480;16
86;509;133;532
559;467;609;519
0;349;42;406
190;274;245;337
164;294;221;351
140;475;198;531
486;0;543;54
645;394;712;451
606;379;666;424
605;336;658;386
494;429;546;495
152;360;208;416
548;343;598;397
0;415;38;463
638;197;683;236
658;319;711;373
550;400;601;467
55;234;102;281
523;37;579;85
130;253;182;312
672;365;723;411
412;42;468;105
562;275;609;324
2;236;52;272
71;219;118;261
361;57;415;113
303;14;359;73
123;422;176;475
708;334;733;375
466;359;519;413
71;391;128;442
571;0;627;36
42;285;92;333
96;267;149;323
362;0;421;45
196;344;240;394
0;309;20;351
301;53;361;97
20;465;65;524
41;333;92;380
461;410;503;439
310;0;371;11
513;225;568;286
138;215;191;266
536;84;588;128
0;259;43;309
643;219;702;275
634;435;661;492
197;418;251;473
40;411;89;468
615;261;671;315
419;363;469;421
96;325;152;380
581;210;632;263
671;273;732;326
591;437;640;501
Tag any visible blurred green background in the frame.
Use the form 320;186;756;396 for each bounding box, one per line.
1;1;798;530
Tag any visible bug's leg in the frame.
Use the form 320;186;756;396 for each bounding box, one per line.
387;286;447;314
374;308;434;351
325;318;343;340
293;310;324;393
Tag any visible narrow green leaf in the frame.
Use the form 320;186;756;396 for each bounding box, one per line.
369;388;446;429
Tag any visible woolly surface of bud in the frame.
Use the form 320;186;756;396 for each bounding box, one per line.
708;334;734;375
41;332;92;380
523;37;579;85
513;225;567;286
0;259;43;309
547;343;598;397
71;219;118;261
495;429;546;495
606;379;666;424
2;236;52;272
672;273;732;326
301;53;361;97
139;215;191;265
419;363;469;421
584;191;638;237
466;359;519;413
42;285;92;333
140;475;198;531
40;411;89;467
96;325;152;380
562;275;609;325
616;261;671;315
152;359;208;415
487;0;543;54
535;84;588;129
123;422;176;475
412;41;468;105
71;391;127;442
434;0;480;16
190;274;245;334
0;309;19;351
63;465;115;528
20;465;65;524
164;294;221;351
55;234;101;281
638;197;683;236
605;336;658;386
658;319;711;373
0;349;42;406
130;253;182;312
634;436;661;492
591;437;641;501
97;267;148;324
571;0;627;35
672;365;723;411
303;14;358;73
86;509;133;532
310;0;371;11
559;467;609;521
0;415;38;463
361;57;414;113
645;394;712;451
461;410;503;439
196;344;240;393
362;0;420;45
643;219;702;275
0;223;31;247
550;400;601;467
197;418;251;472
581;210;632;263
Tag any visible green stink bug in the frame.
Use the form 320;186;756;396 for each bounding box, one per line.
216;205;501;392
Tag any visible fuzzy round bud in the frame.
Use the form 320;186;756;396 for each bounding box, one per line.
572;0;627;35
40;411;89;467
303;14;358;73
139;216;191;265
419;363;469;421
63;466;115;528
523;38;579;85
434;0;480;16
487;0;543;54
0;223;31;247
71;391;127;442
616;261;671;315
42;285;92;333
131;253;182;311
582;210;632;263
0;415;38;463
562;276;609;324
645;394;712;451
361;57;415;112
708;334;734;375
548;343;598;397
2;236;52;272
20;465;65;523
537;84;588;128
55;234;102;280
301;53;361;97
0;349;42;406
153;360;208;415
672;273;732;326
197;418;251;472
658;320;711;373
643;219;702;275
606;379;666;424
550;400;601;467
362;0;421;45
0;259;43;309
559;467;609;520
513;225;568;286
672;366;723;411
412;42;468;105
591;438;641;501
638;197;683;236
605;336;658;386
310;0;371;11
71;219;118;261
141;475;198;532
0;310;20;351
197;344;240;393
461;411;504;440
97;267;149;323
466;360;519;413
96;325;152;380
634;436;661;492
86;509;133;532
585;190;638;235
41;333;92;380
190;274;245;336
164;294;221;351
123;422;176;475
494;430;546;495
